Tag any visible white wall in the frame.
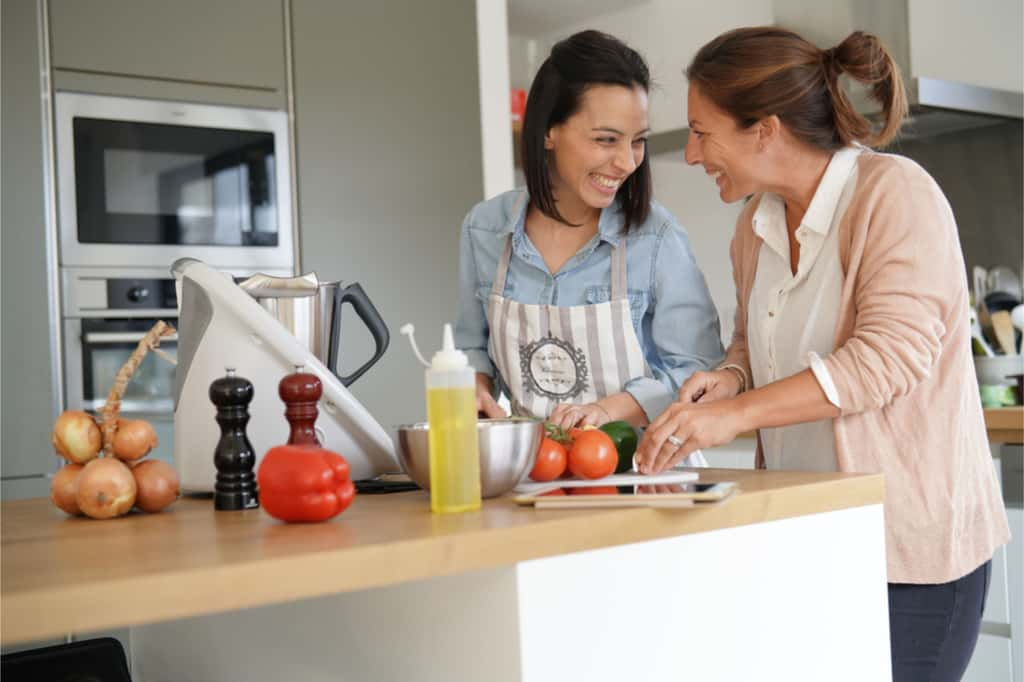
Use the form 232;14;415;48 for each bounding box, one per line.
507;33;542;92
512;0;774;133
477;0;515;199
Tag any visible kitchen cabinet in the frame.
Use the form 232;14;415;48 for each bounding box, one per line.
907;0;1023;95
48;0;287;108
290;0;484;429
2;469;889;681
1;0;60;494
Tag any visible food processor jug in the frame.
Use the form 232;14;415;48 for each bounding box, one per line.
237;271;389;386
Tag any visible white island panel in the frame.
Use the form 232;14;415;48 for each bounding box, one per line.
516;505;890;682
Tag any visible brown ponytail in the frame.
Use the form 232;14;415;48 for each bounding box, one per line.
825;31;908;147
686;27;908;150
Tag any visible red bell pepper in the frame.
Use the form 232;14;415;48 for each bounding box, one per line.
257;444;356;522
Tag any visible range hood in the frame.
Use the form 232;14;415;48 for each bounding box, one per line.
897;78;1022;138
650;0;1023;156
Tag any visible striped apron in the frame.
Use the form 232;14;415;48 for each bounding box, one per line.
487;233;650;419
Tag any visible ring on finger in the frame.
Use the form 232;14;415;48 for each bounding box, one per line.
667;434;684;448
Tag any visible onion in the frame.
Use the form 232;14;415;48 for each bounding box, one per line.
50;463;84;515
52;410;102;464
132;460;180;513
76;458;137;519
112;418;159;461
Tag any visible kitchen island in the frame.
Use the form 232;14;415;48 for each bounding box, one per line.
3;468;888;681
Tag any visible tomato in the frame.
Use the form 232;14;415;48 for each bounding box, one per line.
568;485;618;495
529;437;568;482
567;429;617;480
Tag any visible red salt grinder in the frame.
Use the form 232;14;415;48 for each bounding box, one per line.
279;366;323;446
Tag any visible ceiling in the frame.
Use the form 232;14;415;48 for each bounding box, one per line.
507;0;651;35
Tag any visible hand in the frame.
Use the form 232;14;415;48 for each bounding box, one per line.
475;374;507;419
678;369;742;404
547;402;612;430
634;398;746;474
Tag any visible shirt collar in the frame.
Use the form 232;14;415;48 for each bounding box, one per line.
503;190;625;247
801;146;861;235
751;193;787;260
752;145;861;240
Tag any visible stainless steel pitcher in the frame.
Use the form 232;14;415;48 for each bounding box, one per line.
237;271;389;386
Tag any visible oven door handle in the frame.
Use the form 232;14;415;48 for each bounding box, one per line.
83;331;179;344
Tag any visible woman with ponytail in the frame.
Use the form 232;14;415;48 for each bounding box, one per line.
634;27;1008;680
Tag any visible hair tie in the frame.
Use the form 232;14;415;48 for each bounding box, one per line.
821;47;841;76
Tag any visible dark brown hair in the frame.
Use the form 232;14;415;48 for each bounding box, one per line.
522;30;651;231
686;27;908;150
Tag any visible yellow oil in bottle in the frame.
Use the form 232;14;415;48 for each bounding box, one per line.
427;386;481;514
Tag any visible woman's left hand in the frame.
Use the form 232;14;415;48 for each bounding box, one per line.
548;402;613;430
634;399;746;474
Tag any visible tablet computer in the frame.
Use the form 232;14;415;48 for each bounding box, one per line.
513;481;737;509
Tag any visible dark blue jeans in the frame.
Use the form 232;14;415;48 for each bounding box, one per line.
888;560;992;682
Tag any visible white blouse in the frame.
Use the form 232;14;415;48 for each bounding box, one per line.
747;146;861;471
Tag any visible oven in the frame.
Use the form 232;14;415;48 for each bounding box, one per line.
55;92;294;271
61;268;181;464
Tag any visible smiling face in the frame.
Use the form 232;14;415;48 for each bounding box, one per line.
544;84;649;222
684;84;763;203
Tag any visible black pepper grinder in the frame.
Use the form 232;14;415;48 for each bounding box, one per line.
279;365;322;446
209;367;260;510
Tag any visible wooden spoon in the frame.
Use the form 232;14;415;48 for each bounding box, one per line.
990;310;1017;356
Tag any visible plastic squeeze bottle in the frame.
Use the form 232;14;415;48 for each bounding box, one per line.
402;322;481;513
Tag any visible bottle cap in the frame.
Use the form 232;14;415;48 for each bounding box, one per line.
430;323;468;371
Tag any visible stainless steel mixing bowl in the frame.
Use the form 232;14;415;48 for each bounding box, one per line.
395;418;543;498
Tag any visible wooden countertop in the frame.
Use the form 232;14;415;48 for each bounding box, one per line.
985;407;1024;444
1;468;883;646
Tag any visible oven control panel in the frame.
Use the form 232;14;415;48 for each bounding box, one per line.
107;278;177;310
60;268;183;317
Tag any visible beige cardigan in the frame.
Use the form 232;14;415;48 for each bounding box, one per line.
725;150;1010;584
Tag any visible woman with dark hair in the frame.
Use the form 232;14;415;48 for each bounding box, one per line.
455;30;723;442
634;27;1009;680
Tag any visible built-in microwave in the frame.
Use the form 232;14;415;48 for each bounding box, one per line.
55;92;294;271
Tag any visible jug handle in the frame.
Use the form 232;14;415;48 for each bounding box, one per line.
328;282;390;387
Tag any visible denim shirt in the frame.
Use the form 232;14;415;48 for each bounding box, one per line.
455;188;724;421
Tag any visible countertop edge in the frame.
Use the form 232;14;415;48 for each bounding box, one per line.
1;472;883;645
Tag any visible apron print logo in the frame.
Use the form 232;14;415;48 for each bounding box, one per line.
519;335;588;400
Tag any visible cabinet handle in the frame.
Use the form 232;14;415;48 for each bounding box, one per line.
83;332;178;344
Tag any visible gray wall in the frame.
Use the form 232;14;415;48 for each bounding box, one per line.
0;0;485;494
2;0;57;498
887;121;1024;277
292;0;484;430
